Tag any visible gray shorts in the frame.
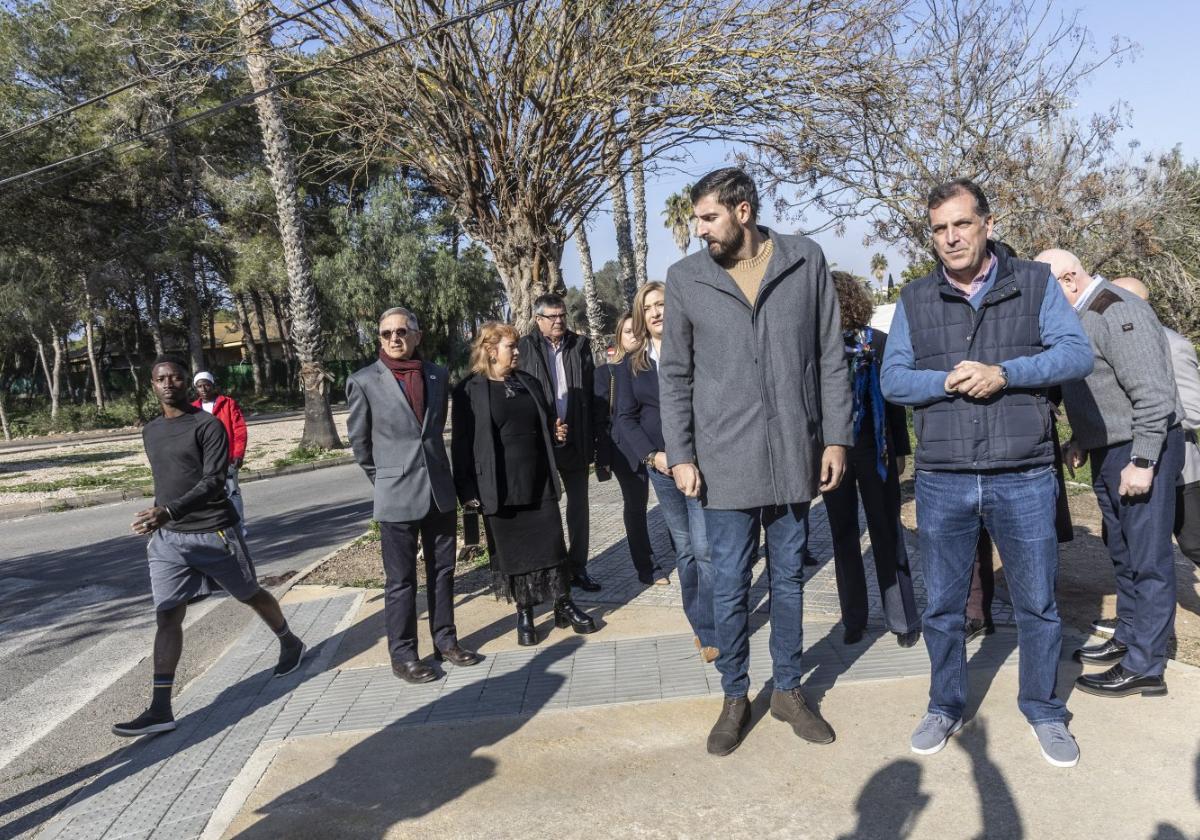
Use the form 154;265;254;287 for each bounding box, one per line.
148;527;261;611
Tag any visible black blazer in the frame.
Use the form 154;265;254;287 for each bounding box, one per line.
850;328;911;459
613;355;664;472
451;370;563;515
593;363;619;472
516;330;597;471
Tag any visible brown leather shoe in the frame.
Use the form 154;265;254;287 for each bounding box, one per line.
770;687;834;744
434;644;483;666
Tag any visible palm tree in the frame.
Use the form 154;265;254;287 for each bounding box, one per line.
662;188;694;256
870;253;888;286
574;221;606;340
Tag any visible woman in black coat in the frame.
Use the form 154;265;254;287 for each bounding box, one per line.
451;322;597;646
594;312;667;585
824;272;920;647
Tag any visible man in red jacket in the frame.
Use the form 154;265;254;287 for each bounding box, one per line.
193;371;248;534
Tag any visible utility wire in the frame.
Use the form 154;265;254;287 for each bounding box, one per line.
1;0;525;192
0;0;344;146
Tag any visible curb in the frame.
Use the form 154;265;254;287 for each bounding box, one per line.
0;454;358;523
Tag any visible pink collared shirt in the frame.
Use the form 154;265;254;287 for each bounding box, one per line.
944;254;996;299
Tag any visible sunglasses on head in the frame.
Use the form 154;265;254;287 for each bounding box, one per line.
379;328;410;341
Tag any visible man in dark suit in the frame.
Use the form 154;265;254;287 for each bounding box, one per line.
518;293;602;591
346;306;482;683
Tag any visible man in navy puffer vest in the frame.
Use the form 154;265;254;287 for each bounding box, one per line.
882;178;1093;768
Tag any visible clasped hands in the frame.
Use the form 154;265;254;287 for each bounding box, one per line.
944;361;1006;400
671;445;847;499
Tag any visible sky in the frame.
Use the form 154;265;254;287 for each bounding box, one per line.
559;1;1200;291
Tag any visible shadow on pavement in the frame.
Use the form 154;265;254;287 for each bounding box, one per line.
234;639;583;837
837;758;929;840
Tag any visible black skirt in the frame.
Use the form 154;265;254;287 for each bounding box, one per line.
485;499;569;606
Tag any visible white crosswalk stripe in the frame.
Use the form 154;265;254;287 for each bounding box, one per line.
0;584;125;662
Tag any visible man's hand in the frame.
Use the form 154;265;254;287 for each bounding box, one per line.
1063;439;1087;478
1119;462;1154;498
947;361;1006;399
652;452;671;475
554;419;568;444
819;445;848;492
132;506;170;536
673;463;703;498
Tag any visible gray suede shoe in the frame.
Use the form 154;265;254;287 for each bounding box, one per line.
1030;721;1079;768
910;712;962;755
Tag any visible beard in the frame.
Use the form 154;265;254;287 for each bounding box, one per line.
705;225;745;261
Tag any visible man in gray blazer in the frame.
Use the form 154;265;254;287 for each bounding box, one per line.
660;168;853;756
1112;277;1200;570
346;307;481;684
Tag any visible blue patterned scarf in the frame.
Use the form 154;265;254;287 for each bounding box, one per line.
846;327;889;480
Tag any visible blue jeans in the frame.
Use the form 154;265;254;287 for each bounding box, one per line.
916;466;1066;723
1090;427;1184;676
649;470;716;648
703;503;810;697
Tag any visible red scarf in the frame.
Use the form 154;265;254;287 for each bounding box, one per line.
378;350;425;422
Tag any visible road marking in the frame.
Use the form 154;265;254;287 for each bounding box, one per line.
0;595;224;773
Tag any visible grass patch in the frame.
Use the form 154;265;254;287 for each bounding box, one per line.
272;444;343;470
2;465;152;494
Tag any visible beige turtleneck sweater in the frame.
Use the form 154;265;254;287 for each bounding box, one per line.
720;238;774;306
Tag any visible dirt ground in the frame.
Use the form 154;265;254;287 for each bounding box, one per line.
302;530;489;592
899;482;1200;667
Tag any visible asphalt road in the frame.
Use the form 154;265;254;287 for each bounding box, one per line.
0;463;372;839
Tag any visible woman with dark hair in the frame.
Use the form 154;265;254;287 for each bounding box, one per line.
451;322;597;646
595;313;668;585
824;271;921;647
615;282;718;661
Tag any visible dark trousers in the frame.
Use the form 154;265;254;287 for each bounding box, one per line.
379;508;458;664
824;449;920;634
1176;481;1200;567
559;466;591;574
612;459;655;580
1090;428;1184;676
967;531;995;625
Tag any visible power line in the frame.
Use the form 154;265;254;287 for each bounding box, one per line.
0;0;343;146
1;0;525;192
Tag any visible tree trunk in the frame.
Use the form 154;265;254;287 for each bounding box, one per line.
47;323;64;422
179;263;206;373
575;224;606;339
249;288;274;388
234;292;265;396
82;280;105;409
491;235;564;334
631;139;649;287
237;0;341;449
29;327;52;399
143;274;165;357
0;355;10;441
608;155;637;306
267;290;297;388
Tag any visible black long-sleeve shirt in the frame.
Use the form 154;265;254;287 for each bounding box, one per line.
142;408;236;533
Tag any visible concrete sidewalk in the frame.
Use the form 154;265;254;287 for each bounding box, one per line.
33;478;1200;839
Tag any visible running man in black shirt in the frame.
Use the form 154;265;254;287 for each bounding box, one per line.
112;357;305;737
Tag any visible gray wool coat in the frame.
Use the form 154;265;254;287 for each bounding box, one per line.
659;228;853;509
345;359;457;523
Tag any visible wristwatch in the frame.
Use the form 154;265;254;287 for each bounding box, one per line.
997;365;1009;390
1130;457;1157;469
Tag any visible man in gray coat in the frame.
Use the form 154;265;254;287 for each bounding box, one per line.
347;307;481;684
660;168;852;756
1112;277;1200;571
1039;252;1184;699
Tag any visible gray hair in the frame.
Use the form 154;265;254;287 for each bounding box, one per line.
378;307;420;330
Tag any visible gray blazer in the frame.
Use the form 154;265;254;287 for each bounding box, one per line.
1165;327;1200;485
346;359;456;522
659;228;853;509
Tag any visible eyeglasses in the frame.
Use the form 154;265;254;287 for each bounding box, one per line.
537;313;567;321
379;328;410;341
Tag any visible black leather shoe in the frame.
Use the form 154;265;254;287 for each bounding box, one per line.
1073;638;1128;665
571;571;602;592
896;629;921;648
802;551;820;567
1075;663;1167;698
434;644;483;666
707;696;751;756
516;607;538;647
392;659;438;684
554;598;597;634
843;626;864;645
964;617;995;643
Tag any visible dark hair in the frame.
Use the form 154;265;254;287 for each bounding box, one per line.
831;271;874;331
151;355;188;375
690;167;758;221
927;178;990;218
533;293;566;316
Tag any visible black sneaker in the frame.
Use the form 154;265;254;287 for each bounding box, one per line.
964;618;995;643
274;639;306;677
112;709;176;737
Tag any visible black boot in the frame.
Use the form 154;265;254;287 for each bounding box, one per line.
554;597;597;634
516;607;538;646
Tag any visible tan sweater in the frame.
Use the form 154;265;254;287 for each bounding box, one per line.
720;238;774;305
